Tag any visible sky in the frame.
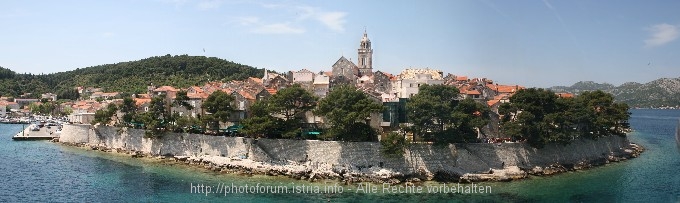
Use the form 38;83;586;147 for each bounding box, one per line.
1;0;679;88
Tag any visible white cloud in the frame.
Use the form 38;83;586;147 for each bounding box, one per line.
294;6;347;32
198;0;223;10
294;6;316;20
252;23;305;34
644;23;679;48
317;12;347;32
542;0;554;10
228;3;347;34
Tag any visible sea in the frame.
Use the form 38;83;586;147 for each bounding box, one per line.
1;109;679;202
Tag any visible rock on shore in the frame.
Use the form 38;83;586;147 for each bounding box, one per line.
59;140;644;184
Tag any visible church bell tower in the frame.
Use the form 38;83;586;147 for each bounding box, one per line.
357;29;373;77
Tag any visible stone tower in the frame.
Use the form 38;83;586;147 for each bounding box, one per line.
357;29;373;77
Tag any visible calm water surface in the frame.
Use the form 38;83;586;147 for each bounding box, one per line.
1;109;679;202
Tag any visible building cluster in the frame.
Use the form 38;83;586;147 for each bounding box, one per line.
8;30;583;134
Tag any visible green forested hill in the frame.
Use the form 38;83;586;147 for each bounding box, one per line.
0;54;263;97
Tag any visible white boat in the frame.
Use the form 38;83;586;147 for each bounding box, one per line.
30;124;40;131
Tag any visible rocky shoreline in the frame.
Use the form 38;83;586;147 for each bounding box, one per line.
57;140;644;184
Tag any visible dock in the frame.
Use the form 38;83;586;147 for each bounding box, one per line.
12;125;59;141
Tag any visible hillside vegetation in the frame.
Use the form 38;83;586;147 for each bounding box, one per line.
551;78;680;108
0;54;263;97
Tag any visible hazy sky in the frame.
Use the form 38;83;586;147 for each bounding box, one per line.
1;0;679;87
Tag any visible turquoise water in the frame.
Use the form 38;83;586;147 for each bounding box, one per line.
1;109;679;202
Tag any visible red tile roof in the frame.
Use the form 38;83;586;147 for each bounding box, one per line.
220;88;234;94
153;86;178;92
187;93;209;99
248;77;263;84
466;89;481;95
136;94;151;99
238;90;256;100
487;99;500;107
556;93;574;98
265;88;277;95
188;86;204;94
456;76;468;81
134;98;151;106
488;84;525;94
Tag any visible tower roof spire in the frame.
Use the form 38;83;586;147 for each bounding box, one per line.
361;27;370;43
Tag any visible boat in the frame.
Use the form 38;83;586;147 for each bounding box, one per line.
30;124;40;131
0;118;30;124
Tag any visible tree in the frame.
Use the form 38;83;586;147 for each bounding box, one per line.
137;96;172;138
499;88;560;147
58;88;80;100
174;90;193;110
29;102;57;115
407;85;489;144
315;85;383;141
119;97;137;124
499;88;630;148
201;90;235;129
61;106;73;116
406;84;459;141
241;100;285;138
381;132;407;157
264;84;317;138
575;90;630;137
449;98;491;143
267;84;317;121
91;104;118;125
172;113;201;133
29;103;42;114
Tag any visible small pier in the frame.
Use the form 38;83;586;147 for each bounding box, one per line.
12;125;59;141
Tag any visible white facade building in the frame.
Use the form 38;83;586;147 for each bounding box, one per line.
391;69;444;98
312;75;330;98
292;69;315;83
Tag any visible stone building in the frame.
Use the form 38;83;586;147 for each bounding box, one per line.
292;69;315;83
292;69;315;91
262;69;290;90
373;71;393;93
330;56;358;86
357;30;373;77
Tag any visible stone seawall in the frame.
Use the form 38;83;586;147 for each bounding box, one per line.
59;124;642;182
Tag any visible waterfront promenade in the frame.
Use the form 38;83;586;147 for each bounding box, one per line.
11;125;59;141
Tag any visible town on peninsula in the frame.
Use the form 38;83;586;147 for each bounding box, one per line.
4;31;642;184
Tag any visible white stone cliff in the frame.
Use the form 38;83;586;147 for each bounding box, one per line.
59;124;641;182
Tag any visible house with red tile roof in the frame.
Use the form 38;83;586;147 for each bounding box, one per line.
187;86;204;94
556;92;574;98
153;86;179;99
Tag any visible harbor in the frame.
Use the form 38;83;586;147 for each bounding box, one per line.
11;124;60;141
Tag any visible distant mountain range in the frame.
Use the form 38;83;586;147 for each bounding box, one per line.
550;78;680;108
